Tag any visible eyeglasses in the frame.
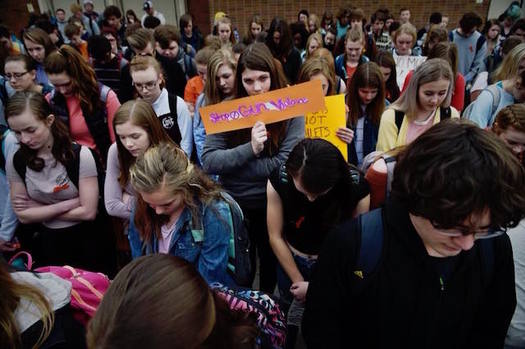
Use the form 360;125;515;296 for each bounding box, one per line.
431;222;505;240
5;71;28;80
133;80;158;91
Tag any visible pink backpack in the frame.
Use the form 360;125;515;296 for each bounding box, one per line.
9;252;110;325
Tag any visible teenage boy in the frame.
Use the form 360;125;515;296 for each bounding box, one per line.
303;119;525;348
370;9;391;51
103;5;127;46
65;23;89;60
127;28;186;97
154;25;197;81
450;12;487;85
399;8;411;24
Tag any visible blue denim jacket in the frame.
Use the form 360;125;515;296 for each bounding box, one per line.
128;199;234;286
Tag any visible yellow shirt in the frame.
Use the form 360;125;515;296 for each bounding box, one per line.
376;107;460;152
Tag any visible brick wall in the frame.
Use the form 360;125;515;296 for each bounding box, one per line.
207;0;490;37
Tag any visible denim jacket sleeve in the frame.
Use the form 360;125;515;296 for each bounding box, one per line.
193;93;207;166
197;200;232;285
128;206;145;259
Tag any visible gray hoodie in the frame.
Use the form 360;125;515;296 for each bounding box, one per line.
202;116;305;209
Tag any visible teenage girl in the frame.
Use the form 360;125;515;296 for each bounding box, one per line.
104;100;174;220
194;48;236;165
202;43;305;293
376;58;460;152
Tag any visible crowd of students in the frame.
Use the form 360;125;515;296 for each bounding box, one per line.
0;1;525;348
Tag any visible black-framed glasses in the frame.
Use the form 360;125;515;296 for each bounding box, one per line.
5;71;28;80
431;222;505;240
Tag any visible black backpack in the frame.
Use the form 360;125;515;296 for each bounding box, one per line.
394;106;451;134
0;125;9;174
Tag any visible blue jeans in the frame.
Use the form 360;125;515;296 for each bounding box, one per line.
276;251;317;312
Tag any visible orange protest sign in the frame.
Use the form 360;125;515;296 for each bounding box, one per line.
199;80;325;135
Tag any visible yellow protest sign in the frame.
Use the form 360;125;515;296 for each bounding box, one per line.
305;94;348;160
199;80;325;135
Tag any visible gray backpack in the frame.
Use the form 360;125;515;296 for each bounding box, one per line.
360;151;396;200
462;84;502;126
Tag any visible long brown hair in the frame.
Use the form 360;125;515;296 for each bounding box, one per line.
44;45;102;115
204;48;237;105
5;92;74;172
231;43;289;155
374;50;400;102
130;142;223;242
347;62;385;126
113;100;174;187
0;261;54;349
22;27;56;58
87;254;257;349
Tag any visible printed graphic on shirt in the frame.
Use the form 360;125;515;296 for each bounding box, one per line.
162;115;175;129
53;173;70;193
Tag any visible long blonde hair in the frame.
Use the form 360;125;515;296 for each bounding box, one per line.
0;263;54;349
493;43;525;82
390;58;453;119
130;142;222;241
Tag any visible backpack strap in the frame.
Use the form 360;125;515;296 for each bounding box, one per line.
439;106;451;120
65;143;82;189
356;208;384;277
13;149;28;186
0;125;9;174
475;35;486;54
448;31;454;42
0;77;8;106
394;109;404;134
157;94;182;145
99;83;110;104
381;155;396;198
485;84;502;125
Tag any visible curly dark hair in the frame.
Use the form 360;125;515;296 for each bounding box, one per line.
392;119;525;231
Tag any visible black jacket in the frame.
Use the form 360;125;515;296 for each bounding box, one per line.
302;200;516;348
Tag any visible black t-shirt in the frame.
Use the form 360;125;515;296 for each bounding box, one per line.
269;164;369;255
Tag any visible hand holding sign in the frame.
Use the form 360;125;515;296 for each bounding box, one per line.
335;127;354;144
199;80;325;135
394;55;427;89
251;121;267;156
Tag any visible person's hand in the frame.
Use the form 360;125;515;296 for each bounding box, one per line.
62;198;81;211
336;127;354;144
0;239;19;252
290;281;309;302
251;121;268;156
12;194;38;211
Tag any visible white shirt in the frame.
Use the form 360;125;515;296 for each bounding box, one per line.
141;10;166;26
